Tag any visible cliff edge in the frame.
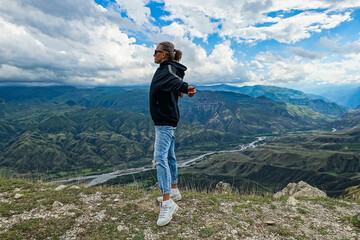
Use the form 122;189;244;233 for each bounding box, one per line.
0;178;359;239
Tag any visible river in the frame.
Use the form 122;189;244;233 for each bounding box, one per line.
50;137;266;187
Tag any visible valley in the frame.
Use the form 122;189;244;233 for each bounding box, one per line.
0;85;359;197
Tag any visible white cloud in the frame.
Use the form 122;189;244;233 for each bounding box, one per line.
115;0;152;25
320;36;360;55
0;0;156;86
291;47;326;60
161;22;186;38
1;0;360;87
250;45;360;87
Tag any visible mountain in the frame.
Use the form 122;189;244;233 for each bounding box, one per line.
0;86;77;103
0;104;241;176
182;127;360;197
327;109;360;130
320;86;360;109
179;91;329;135
198;84;347;117
199;84;316;100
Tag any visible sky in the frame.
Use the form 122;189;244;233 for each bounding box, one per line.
1;0;360;93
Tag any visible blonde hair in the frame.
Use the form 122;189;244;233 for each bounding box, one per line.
159;41;182;62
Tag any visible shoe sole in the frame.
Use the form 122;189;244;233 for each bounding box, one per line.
157;204;179;227
157;195;182;203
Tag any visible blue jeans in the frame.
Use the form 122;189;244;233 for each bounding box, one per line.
153;126;178;194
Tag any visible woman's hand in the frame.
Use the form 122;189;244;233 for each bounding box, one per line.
187;86;196;97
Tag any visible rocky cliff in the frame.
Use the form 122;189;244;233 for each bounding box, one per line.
0;178;359;239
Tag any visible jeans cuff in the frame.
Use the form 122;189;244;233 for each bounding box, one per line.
162;190;171;194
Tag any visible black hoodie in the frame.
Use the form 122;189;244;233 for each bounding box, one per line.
149;61;189;127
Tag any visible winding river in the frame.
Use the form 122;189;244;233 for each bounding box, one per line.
50;137;266;187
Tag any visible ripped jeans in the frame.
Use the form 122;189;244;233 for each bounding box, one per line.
153;126;178;194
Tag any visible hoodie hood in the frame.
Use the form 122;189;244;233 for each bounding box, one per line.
161;61;187;72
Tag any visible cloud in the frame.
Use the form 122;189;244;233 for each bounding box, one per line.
160;0;356;43
0;0;156;86
170;39;250;84
0;0;251;86
115;0;152;26
290;47;326;60
250;47;360;87
1;0;360;87
320;36;360;55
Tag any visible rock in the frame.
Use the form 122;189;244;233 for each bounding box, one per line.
117;225;124;232
274;181;327;199
286;196;299;206
13;188;21;192
346;226;352;231
52;201;64;208
54;185;67;191
114;198;120;202
69;185;81;190
215;181;232;195
14;193;24;199
264;221;275;225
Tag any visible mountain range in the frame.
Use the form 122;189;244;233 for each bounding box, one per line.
0;85;359;194
198;84;348;116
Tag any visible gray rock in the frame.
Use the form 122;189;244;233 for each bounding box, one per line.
54;185;67;191
286;196;299;206
14;193;24;199
215;181;232;195
264;220;275;225
274;181;327;199
52;201;64;208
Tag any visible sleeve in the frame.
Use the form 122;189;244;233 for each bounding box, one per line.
162;65;189;93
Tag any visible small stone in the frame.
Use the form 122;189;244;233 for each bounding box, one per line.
114;198;120;202
231;229;238;235
346;226;352;231
69;186;80;190
286;196;299;206
350;237;356;240
117;225;124;232
52;201;64;208
214;181;233;195
264;221;275;225
14;193;24;199
54;185;67;191
111;217;117;221
14;188;21;192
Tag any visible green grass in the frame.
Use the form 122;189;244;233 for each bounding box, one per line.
1;178;360;239
0;217;75;239
201;227;214;237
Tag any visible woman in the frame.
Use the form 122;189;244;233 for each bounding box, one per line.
149;41;196;226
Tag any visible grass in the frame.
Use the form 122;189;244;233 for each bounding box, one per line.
201;227;214;237
0;178;360;239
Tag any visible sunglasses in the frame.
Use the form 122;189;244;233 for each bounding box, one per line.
154;50;164;55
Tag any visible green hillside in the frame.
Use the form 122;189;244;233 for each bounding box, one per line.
182;127;360;197
0;104;242;178
179;91;330;135
199;84;347;117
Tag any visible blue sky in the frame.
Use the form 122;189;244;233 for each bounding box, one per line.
1;0;360;93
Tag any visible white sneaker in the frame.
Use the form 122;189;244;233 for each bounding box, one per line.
157;199;179;226
157;189;182;202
